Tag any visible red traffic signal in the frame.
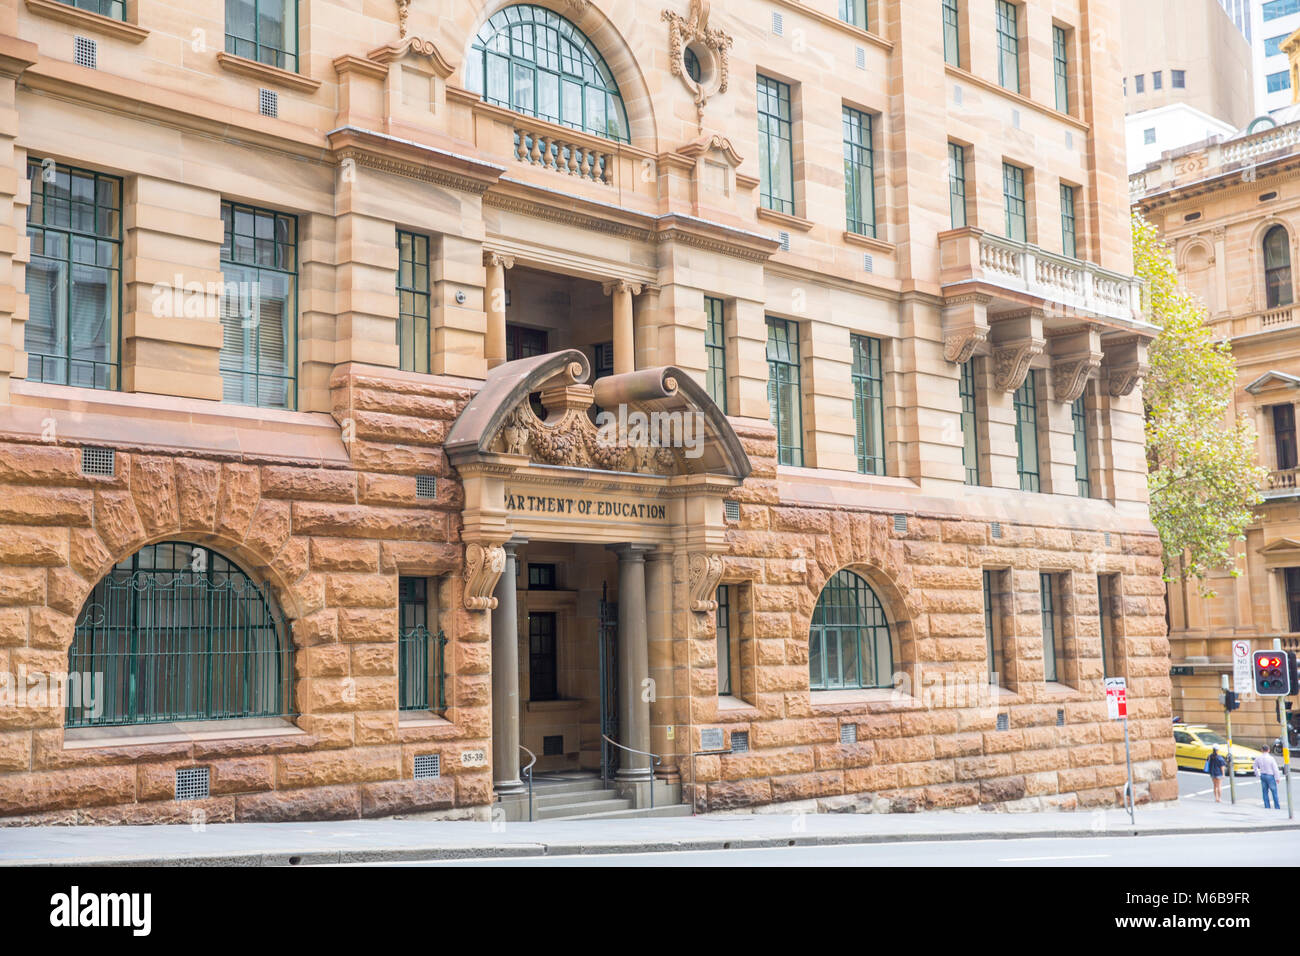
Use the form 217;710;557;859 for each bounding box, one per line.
1253;651;1291;696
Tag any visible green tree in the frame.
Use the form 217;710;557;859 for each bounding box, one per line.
1133;211;1266;591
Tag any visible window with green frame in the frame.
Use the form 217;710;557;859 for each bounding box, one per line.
809;569;892;690
1040;573;1063;683
219;201;297;409
852;334;886;475
716;583;733;696
1053;24;1070;112
704;295;728;413
1003;162;1027;242
1060;183;1077;258
465;4;629;142
983;569;1002;685
941;0;961;67
757;74;795;215
1014;371;1040;492
948;142;968;229
996;0;1020;92
766;317;803;466
398;576;447;712
225;0;298;72
396;230;430;374
1098;574;1118;678
843;106;876;238
24;159;120;391
839;0;868;28
1073;390;1091;497
60;0;125;19
960;358;980;485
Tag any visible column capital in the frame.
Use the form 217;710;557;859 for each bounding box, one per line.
483;250;515;269
607;542;654;560
602;278;644;297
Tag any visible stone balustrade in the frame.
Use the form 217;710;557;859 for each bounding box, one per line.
512;123;614;185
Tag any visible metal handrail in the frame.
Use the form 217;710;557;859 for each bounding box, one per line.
519;745;537;822
600;734;661;809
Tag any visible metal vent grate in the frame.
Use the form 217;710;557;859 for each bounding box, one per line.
724;499;740;522
416;475;436;499
1056;709;1066;727
892;514;907;534
543;735;563;756
953;84;963;105
771;10;783;34
778;230;790;252
175;767;209;801
730;731;749;753
1011;108;1021;129
81;446;115;477
259;88;278;118
991;521;1002;540
996;713;1009;731
74;36;97;69
1104;531;1111;547
840;724;857;744
863;253;874;272
1065;130;1074;150
413;753;440;779
855;46;866;69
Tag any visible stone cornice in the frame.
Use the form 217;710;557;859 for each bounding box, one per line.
769;0;893;52
944;63;1089;133
328;126;505;194
0;35;39;80
1135;153;1300;211
25;0;149;43
215;52;323;93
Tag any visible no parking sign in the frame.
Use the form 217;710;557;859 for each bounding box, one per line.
1105;677;1127;720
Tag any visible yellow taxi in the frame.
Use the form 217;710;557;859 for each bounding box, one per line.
1173;723;1259;776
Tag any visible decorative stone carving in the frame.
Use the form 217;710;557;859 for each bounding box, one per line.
1107;363;1148;397
1052;356;1101;403
663;0;734;127
688;552;725;613
483;250;515;271
396;0;410;38
992;340;1044;392
943;328;987;364
464;542;507;610
601;278;644;298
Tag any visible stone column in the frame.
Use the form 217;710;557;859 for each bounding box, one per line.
611;543;652;781
646;550;678;782
491;541;524;794
602;279;642;375
483;252;513;370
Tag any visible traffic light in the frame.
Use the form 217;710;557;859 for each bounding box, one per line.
1253;650;1291;696
1289;652;1300;697
1223;689;1240;711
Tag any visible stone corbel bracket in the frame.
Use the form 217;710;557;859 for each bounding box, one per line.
1048;326;1103;403
1103;336;1150;398
688;552;725;613
464;542;507;610
941;293;992;364
990;309;1045;393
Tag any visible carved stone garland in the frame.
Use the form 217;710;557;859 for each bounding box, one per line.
492;396;683;476
663;0;734;128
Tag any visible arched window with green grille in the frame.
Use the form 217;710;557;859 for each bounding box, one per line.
464;4;630;143
809;569;893;690
66;542;292;728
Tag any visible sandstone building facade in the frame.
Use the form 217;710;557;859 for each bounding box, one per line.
0;0;1174;824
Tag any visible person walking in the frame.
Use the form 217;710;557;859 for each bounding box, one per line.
1253;750;1281;809
1205;746;1226;802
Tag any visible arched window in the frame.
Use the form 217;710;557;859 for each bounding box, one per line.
66;542;291;728
465;4;630;143
1265;225;1293;309
809;569;893;690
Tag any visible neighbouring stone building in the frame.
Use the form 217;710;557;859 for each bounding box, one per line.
0;0;1174;825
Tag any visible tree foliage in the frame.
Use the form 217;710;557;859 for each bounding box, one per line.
1133;211;1266;590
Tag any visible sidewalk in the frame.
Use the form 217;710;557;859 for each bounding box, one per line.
1;797;1296;866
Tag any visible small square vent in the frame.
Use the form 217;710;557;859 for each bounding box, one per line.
259;88;279;118
730;730;749;753
863;253;874;272
413;753;440;779
74;36;97;70
991;521;1002;540
175;767;209;801
543;735;563;756
1056;709;1066;727
892;513;907;534
416;475;437;499
840;724;857;744
778;230;790;252
996;713;1010;731
855;46;866;70
771;10;784;35
81;446;115;477
724;499;740;522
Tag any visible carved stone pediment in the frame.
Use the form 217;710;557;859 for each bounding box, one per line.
367;36;456;77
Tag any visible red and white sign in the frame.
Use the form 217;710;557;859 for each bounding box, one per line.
1105;677;1128;720
1232;640;1252;695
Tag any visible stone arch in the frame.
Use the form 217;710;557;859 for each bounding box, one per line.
1175;236;1215;312
1249;216;1296;311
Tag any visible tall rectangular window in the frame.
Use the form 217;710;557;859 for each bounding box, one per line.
843;106;876;238
398;577;435;711
839;0;868;28
851;335;885;475
716;584;733;696
983;570;1001;685
1134;74;1144;94
61;0;125;19
220;201;297;409
1098;574;1117;678
704;296;728;413
1285;567;1300;632
996;0;1020;92
225;0;299;72
1060;183;1077;258
396;230;430;374
942;0;961;66
1172;69;1185;89
1003;162;1027;242
960;358;980;485
1053;25;1069;112
1151;71;1162;91
948;143;968;228
1014;371;1040;492
1073;392;1091;497
766;317;803;466
757;75;794;215
1274;403;1297;470
24;159;121;391
528;611;558;701
1041;573;1062;683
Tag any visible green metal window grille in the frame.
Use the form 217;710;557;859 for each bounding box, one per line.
852;334;886;475
942;0;961;66
66;542;292;728
1265;225;1293;308
219;201;298;409
716;584;732;696
396;230;430;374
1003;162;1027;242
810;569;892;690
529;611;558;701
528;563;557;589
704;295;728;413
1014;371;1040;492
996;0;1020;92
839;0;868;28
24;159;121;391
1053;25;1069;112
766;316;803;466
983;570;999;685
399;577;448;712
225;0;298;72
948;142;967;229
1073;391;1091;497
60;0;126;19
757;74;795;215
843;106;876;238
960;358;980;485
1060;183;1077;258
465;4;629;142
1098;575;1113;678
1040;573;1060;683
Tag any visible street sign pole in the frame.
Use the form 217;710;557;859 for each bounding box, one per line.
1106;677;1134;824
1273;638;1293;820
1123;713;1135;825
1222;673;1237;805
